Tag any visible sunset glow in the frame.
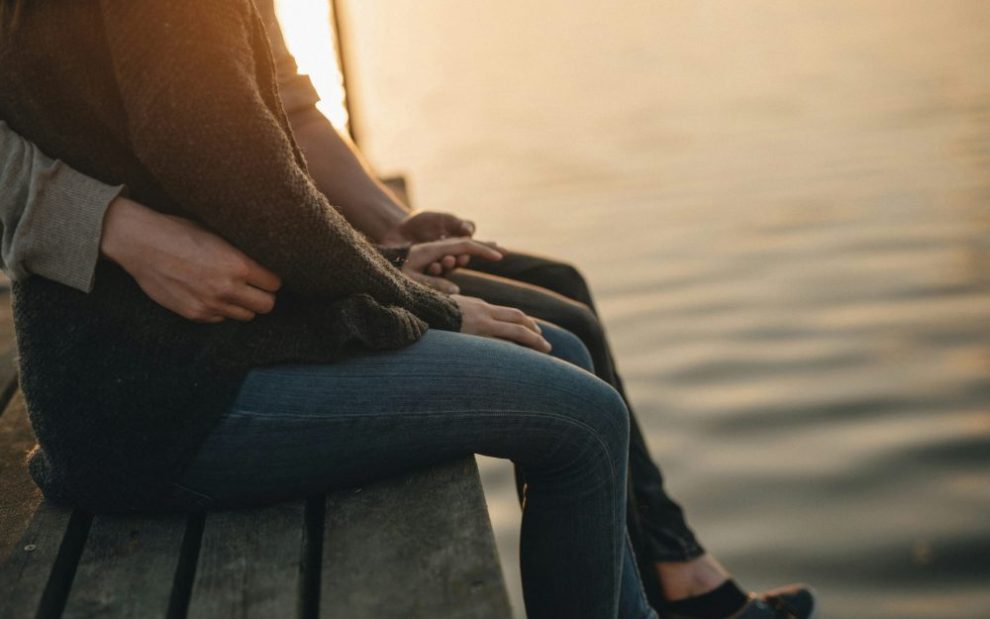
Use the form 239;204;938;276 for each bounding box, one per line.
274;0;350;130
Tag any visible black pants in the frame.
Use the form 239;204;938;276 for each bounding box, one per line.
452;250;705;607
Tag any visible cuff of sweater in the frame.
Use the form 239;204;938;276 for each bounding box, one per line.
375;244;411;269
27;162;123;292
409;285;463;333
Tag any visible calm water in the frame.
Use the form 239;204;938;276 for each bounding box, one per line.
339;2;990;617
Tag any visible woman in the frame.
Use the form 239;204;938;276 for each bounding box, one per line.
0;1;659;616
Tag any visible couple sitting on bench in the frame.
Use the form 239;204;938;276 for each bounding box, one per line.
0;1;814;617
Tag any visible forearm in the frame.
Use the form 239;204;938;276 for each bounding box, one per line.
254;0;410;242
0;121;121;292
290;107;409;242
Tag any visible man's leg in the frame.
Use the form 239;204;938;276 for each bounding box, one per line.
461;252;816;618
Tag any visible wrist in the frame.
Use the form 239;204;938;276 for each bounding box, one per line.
372;202;413;243
377;244;411;269
99;196;158;269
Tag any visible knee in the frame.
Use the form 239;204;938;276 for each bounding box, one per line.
591;385;630;454
547;302;606;357
591;387;629;464
539;322;594;373
529;262;595;307
551;380;629;469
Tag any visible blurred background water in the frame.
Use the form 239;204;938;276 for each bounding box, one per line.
291;1;990;616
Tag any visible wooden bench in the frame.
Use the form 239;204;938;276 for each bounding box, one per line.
0;178;513;618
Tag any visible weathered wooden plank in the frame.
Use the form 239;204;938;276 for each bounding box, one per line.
0;348;17;413
0;392;41;562
0;276;17;370
0;279;21;411
186;500;308;619
0;503;84;619
62;513;187;619
320;457;512;619
0;278;30;560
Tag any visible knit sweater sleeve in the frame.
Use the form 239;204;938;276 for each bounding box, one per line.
95;0;460;331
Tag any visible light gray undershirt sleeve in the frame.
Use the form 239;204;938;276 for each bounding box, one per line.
0;121;123;292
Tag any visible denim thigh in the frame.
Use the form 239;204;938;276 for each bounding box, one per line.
178;325;610;507
178;326;640;618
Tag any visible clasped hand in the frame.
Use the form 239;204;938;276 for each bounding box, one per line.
391;213;551;353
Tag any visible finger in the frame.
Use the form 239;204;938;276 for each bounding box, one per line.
438;214;474;238
491;305;542;334
243;259;282;292
440;255;458;271
453;241;500;262
184;302;224;323
223;284;277;315
457;254;471;267
424;239;502;264
217;303;257;322
427;262;444;276
193;313;225;324
409;271;460;294
491;321;552;353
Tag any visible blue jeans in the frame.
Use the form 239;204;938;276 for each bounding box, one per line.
178;324;656;619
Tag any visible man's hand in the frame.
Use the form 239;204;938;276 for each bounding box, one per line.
380;210;476;245
402;238;502;294
100;197;282;323
452;294;551;353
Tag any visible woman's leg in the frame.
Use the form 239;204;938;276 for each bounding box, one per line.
541;323;658;619
178;329;631;618
450;265;704;606
621;532;661;619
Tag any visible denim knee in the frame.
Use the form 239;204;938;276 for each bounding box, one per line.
538;321;594;373
532;381;630;497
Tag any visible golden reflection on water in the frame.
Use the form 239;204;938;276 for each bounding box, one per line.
283;2;990;617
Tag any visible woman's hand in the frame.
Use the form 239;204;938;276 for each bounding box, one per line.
100;196;282;323
402;238;502;294
452;294;551;353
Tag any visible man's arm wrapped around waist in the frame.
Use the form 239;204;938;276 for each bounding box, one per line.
0;121;122;293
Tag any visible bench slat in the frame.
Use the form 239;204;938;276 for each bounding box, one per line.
187;501;308;619
0;392;42;563
320;457;512;619
62;514;187;619
0;287;35;562
0;502;78;619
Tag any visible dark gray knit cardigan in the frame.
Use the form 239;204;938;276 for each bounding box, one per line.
0;0;461;512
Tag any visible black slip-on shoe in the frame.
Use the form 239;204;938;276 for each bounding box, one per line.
735;584;816;619
666;583;817;619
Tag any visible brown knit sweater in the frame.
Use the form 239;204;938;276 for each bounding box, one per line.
0;0;461;512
